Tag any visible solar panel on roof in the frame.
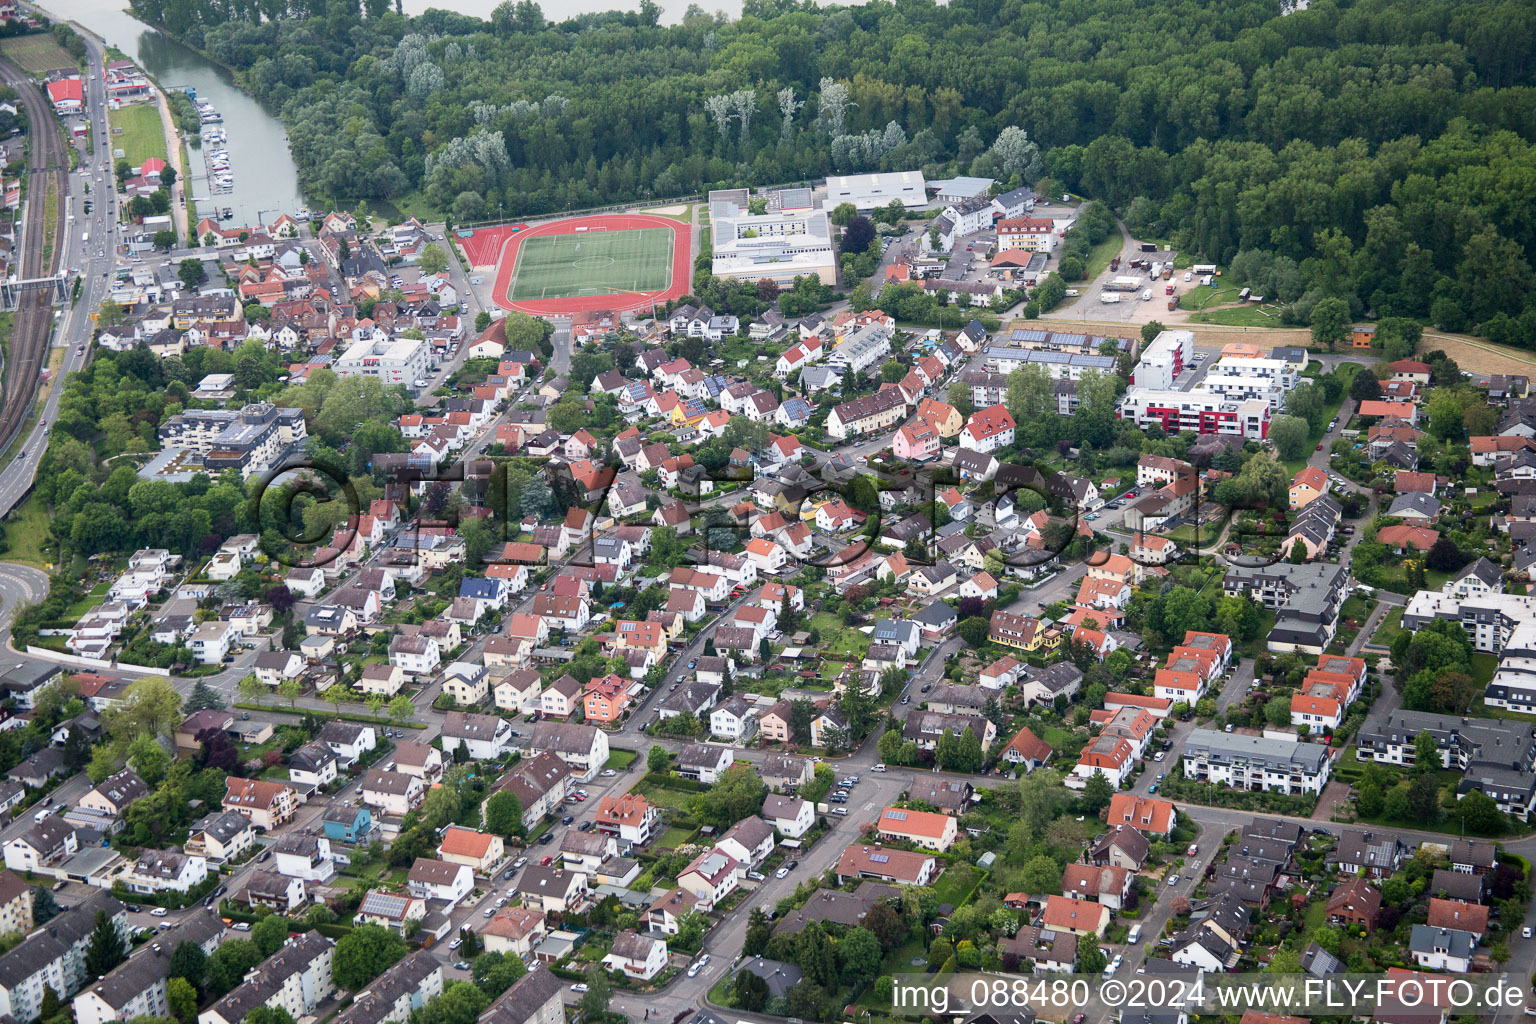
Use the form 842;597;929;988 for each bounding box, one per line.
887;810;907;821
870;852;889;863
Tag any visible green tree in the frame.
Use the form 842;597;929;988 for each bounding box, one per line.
958;617;990;649
169;941;208;992
127;736;171;786
647;744;671;773
207;940;262;996
578;970;611;1018
1413;730;1440;772
1406;773;1445;824
838;927;884;986
105;677;182;743
733;969;770;1011
252;914;290;957
85;910;126;977
388;696;416;723
469;950;525;998
689;762;767;830
166;977;197;1023
743;907;772;956
1264;695;1292;728
1267;415;1310;460
178;258;205;290
1075;940;1107;974
1081;770;1114;813
96;297;127;329
418;242;449;276
183;679;225;712
1349;370;1381;402
415;981;489;1024
1020;855;1064;894
1458;789;1504;834
881;360;906;382
484;791;525;839
1309;297;1351;351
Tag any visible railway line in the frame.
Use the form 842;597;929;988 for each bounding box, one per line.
0;54;69;455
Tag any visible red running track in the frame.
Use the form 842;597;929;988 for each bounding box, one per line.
457;223;528;268
484;214;692;316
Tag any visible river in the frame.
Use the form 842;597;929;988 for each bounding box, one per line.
42;0;308;229
46;0;733;232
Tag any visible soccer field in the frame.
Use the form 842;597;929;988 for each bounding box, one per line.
508;227;674;301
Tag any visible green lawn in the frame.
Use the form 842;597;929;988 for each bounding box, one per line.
2;492;55;569
632;780;693;812
1082;233;1125;285
1179;283;1242;311
808;612;869;659
108;103;168;169
604;748;638;771
656;826;696;848
1371;606;1404;650
509;227;674;301
1189;303;1287;327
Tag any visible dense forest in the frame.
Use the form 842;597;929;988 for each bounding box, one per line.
130;0;1536;340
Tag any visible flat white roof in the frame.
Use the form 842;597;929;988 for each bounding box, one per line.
825;170;928;209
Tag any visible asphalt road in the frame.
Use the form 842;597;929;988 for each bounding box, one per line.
0;39;115;519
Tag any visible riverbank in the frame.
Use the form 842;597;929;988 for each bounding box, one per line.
68;20;189;243
50;0;307;228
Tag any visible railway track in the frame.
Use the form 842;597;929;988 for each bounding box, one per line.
0;54;68;455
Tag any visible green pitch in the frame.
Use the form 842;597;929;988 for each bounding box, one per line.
508;227;674;300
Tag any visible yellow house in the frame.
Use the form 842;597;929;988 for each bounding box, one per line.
915;399;963;439
988;610;1063;652
1289;466;1329;511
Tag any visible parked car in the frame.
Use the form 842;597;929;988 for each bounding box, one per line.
775;867;789;879
571;984;589;994
577;821;594;832
1167;874;1181;887
601;769;617;777
561;815;574;825
150;907;168;917
833;807;849;816
232;921;251;931
1187;844;1199;856
449;938;462;950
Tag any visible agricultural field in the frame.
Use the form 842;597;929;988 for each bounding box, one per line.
0;34;76;74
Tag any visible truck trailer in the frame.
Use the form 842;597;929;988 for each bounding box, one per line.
1107;276;1141;291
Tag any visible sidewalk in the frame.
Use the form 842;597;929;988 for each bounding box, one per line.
150;84;189;241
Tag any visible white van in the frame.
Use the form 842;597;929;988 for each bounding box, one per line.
33;807;50;822
1127;924;1143;945
82;232;89;243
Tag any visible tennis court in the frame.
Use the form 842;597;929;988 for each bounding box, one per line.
508;227;674;302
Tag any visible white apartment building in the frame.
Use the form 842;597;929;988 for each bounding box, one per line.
1181;729;1332;795
1130;330;1194;391
827;323;892;376
0;892;127;1023
197;931;336;1024
1117;388;1272;440
334;335;430;388
74;914;223;1024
